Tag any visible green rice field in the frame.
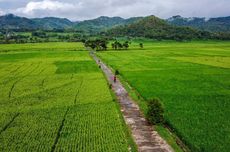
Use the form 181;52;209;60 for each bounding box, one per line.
98;40;230;152
0;42;132;152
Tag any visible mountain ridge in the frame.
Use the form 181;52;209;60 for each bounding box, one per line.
0;14;143;31
74;16;143;32
106;15;205;40
167;15;230;32
0;14;229;33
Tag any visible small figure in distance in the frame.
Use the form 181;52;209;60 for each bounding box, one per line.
113;69;119;83
98;60;101;68
113;75;117;83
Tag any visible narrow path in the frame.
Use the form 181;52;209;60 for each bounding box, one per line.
91;52;173;152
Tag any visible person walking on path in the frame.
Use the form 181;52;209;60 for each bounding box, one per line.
113;75;117;83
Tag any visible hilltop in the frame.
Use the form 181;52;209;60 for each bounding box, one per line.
167;15;230;32
106;15;208;40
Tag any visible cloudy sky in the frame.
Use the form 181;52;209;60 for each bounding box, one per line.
0;0;229;21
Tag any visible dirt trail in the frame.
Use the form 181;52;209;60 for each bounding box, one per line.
91;52;173;152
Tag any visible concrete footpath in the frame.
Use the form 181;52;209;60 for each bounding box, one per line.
91;52;173;152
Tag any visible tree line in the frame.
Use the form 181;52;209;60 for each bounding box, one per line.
0;30;87;44
111;41;129;50
83;39;144;51
83;39;108;51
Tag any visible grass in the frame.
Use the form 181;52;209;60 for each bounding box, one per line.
55;61;99;74
0;42;135;152
0;42;85;53
155;126;184;152
98;40;230;152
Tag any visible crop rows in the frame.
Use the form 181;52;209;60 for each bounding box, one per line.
55;103;129;152
0;43;131;152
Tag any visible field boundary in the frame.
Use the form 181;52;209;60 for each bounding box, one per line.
0;113;20;135
74;79;83;105
51;108;70;152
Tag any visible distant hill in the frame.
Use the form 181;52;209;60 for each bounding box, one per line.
167;15;230;32
0;14;39;29
0;14;142;31
74;16;143;32
0;14;229;40
107;15;207;40
0;14;74;30
32;17;73;30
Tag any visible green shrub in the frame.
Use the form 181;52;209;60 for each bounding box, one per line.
146;98;164;125
115;69;120;75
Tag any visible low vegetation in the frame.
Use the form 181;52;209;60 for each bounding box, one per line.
146;98;164;125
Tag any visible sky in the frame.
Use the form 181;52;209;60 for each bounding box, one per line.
0;0;229;21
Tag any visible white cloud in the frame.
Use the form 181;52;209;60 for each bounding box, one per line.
14;0;76;17
1;0;229;20
24;0;73;13
0;9;5;16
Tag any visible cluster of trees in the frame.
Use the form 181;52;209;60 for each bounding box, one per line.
0;30;87;44
84;39;108;51
111;41;130;50
83;39;144;51
32;31;47;38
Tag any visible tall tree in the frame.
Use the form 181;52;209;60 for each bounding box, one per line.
140;43;143;49
123;41;129;49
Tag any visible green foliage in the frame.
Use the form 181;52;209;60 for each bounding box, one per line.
146;98;164;124
139;43;143;48
84;39;108;51
0;31;86;44
111;41;130;50
123;41;129;49
115;69;120;75
32;31;47;38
